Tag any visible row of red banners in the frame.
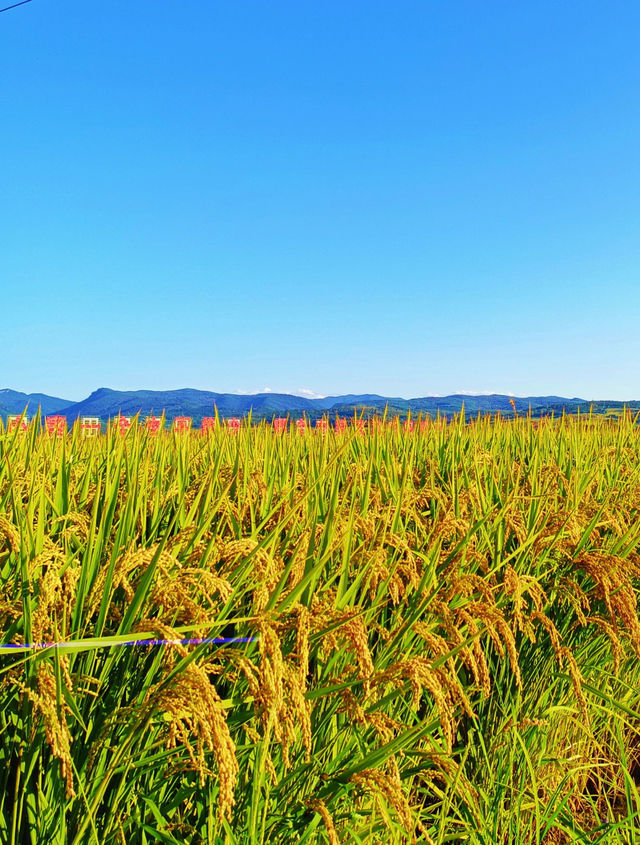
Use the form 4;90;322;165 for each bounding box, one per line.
5;414;433;436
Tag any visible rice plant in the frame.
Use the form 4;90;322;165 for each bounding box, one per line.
2;408;640;843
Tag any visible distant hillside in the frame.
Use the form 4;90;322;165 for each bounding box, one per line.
49;388;596;422
311;393;407;410
0;389;72;418
407;394;587;414
54;388;409;421
54;388;320;420
3;386;637;424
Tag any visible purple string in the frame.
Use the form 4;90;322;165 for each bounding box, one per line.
0;636;257;651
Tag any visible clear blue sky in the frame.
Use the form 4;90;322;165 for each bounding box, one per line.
2;1;639;402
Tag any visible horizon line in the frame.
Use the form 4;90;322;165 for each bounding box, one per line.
4;386;635;404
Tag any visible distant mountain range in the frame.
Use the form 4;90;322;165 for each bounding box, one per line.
1;387;639;423
0;389;73;417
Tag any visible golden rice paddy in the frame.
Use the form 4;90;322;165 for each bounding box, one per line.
2;409;640;843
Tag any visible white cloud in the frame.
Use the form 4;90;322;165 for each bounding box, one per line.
295;387;326;399
233;387;326;398
455;390;516;396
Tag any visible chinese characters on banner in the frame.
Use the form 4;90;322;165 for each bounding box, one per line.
45;416;67;436
172;417;192;433
80;417;101;437
146;416;163;436
117;416;132;436
7;415;28;433
335;417;348;434
4;414;433;436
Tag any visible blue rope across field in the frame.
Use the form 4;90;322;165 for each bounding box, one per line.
0;636;257;651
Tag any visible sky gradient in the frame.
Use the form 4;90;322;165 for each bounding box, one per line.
2;1;639;402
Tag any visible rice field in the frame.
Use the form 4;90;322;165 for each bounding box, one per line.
2;408;640;844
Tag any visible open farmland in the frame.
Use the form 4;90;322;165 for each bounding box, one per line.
2;411;640;843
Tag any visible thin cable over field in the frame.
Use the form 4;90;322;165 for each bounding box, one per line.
0;636;257;651
0;0;34;14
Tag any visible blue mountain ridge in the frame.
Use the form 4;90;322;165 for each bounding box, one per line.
0;389;73;417
2;386;631;423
